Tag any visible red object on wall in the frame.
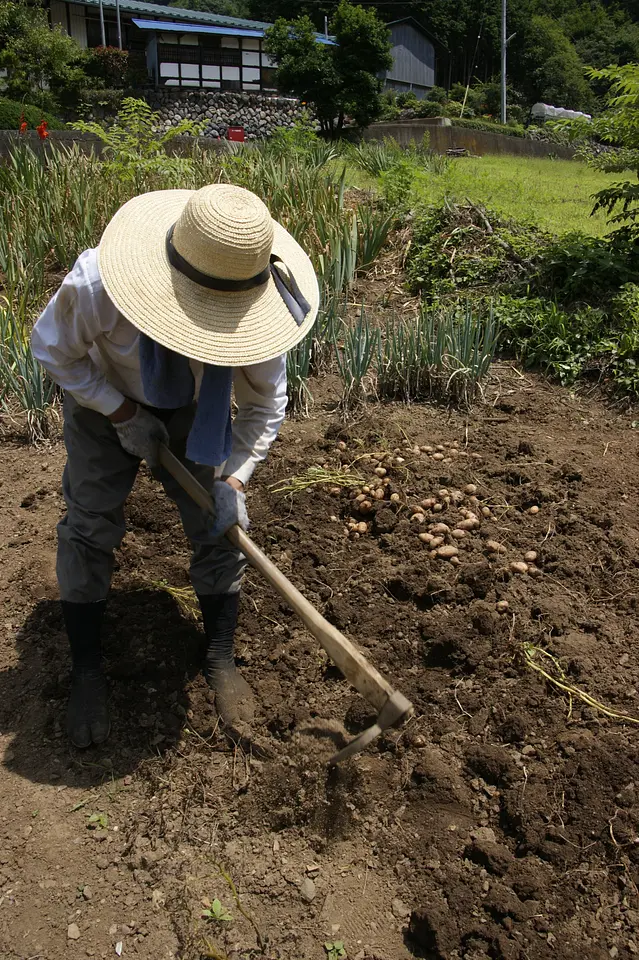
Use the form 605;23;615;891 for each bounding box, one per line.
227;126;245;142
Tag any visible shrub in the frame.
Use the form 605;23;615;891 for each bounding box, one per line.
416;100;445;119
533;233;639;303
74;87;125;120
396;91;419;108
0;97;65;130
379;89;400;120
380;158;415;219
84;46;129;87
445;100;463;118
427;85;448;104
72;97;204;189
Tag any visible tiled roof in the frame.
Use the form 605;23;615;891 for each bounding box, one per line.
75;0;272;29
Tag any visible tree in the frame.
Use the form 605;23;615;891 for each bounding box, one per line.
0;0;88;112
560;64;639;237
263;1;392;134
521;16;595;111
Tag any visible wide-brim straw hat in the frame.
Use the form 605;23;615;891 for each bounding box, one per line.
98;183;319;366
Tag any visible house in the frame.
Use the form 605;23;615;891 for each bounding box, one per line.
46;0;332;94
46;3;435;98
381;18;436;100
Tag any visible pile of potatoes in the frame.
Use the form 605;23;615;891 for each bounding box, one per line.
336;442;542;576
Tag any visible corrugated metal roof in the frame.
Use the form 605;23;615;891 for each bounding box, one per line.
132;17;263;37
73;0;271;30
131;15;336;43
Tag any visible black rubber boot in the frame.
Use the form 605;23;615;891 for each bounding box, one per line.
197;592;255;737
62;600;110;748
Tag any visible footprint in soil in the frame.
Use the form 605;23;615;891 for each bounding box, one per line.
0;589;205;787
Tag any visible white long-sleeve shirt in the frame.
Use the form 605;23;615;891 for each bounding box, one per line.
31;248;287;487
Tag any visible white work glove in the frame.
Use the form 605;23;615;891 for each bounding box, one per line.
113;404;169;467
211;480;249;539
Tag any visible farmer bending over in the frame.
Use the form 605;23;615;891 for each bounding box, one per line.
31;184;319;749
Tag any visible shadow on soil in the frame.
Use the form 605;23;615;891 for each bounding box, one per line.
0;588;206;788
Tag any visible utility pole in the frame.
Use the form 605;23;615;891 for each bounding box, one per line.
500;0;507;123
116;0;123;49
99;0;106;46
324;15;328;39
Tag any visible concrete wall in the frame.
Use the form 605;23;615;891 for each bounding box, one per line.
0;129;228;159
364;119;576;160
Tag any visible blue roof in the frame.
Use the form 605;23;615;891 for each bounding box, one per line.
131;16;336;43
132;17;264;38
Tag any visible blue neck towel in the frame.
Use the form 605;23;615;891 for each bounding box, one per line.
139;334;233;467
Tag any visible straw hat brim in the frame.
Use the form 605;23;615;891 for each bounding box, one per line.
97;189;320;366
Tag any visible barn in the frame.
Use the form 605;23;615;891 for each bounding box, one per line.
381;17;437;100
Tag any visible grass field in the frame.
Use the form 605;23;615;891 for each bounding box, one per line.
413;155;621;236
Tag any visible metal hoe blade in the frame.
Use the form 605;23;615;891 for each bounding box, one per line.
329;690;414;766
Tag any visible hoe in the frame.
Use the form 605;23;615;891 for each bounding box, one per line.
160;446;414;766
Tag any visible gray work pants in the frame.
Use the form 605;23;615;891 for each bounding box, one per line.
57;394;246;604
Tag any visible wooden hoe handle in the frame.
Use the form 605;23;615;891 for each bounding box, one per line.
159;447;413;744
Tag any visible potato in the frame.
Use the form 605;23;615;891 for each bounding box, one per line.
437;488;450;498
430;522;450;535
436;545;459;560
362;486;371;494
374;467;387;477
524;550;538;563
355;493;366;504
410;512;426;524
436;444;445;451
418;532;434;543
329;486;341;496
357;521;368;534
359;500;373;514
432;453;445;462
395;456;405;464
464;483;478;495
528;505;540;515
420;445;432;453
390;492;401;503
496;600;510;613
430;536;445;548
528;565;542;578
510;561;529;574
432;503;444;513
421;498;435;509
451;490;464;504
486;540;507;554
457;518;478;531
481;506;492;518
451;528;467;539
336;441;347;451
373;488;386;501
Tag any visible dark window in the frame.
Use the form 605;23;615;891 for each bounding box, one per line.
221;78;241;91
86;15;121;48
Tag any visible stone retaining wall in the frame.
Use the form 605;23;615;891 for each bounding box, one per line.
143;89;305;141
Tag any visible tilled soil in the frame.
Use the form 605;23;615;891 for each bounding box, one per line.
1;367;639;960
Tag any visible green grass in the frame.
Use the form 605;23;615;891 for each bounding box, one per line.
413;155;621;236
